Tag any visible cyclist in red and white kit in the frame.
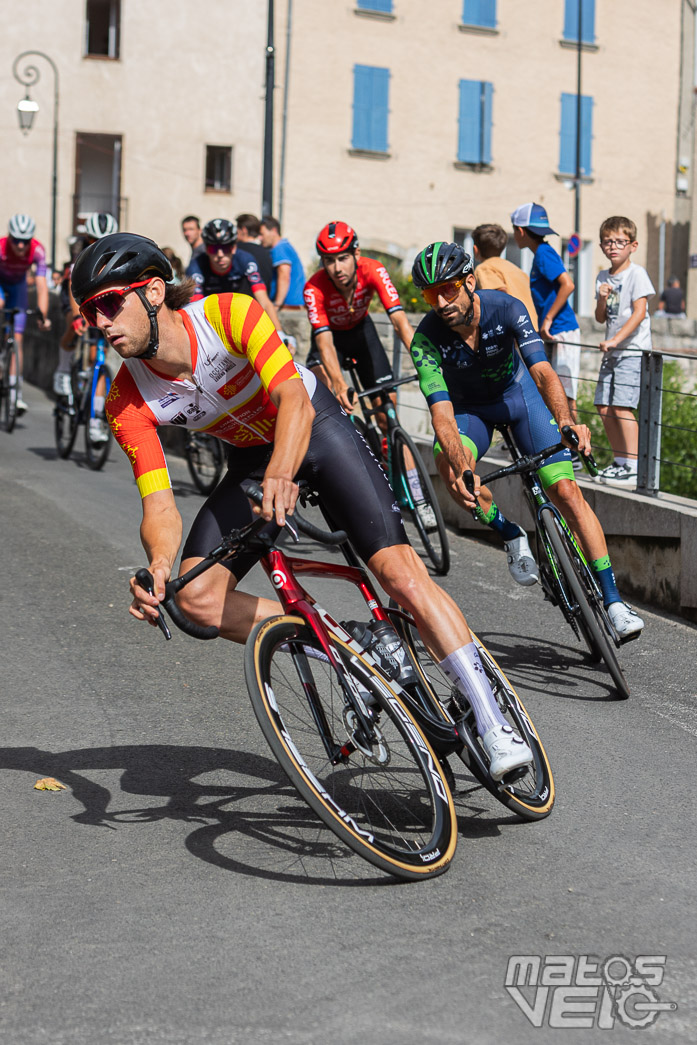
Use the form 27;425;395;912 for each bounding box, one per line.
0;213;52;414
304;221;436;529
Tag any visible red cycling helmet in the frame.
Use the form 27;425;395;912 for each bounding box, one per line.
316;221;359;256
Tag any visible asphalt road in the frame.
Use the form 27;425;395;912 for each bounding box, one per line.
1;384;695;1045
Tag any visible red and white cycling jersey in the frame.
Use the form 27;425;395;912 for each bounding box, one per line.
106;293;316;499
0;237;47;284
303;256;403;333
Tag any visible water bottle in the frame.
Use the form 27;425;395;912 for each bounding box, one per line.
343;620;417;685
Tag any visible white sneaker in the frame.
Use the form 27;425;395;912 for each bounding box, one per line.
88;417;109;443
15;396;28;415
415;501;438;530
607;601;644;642
53;371;72;396
482;724;533;782
503;528;539;586
598;462;637;485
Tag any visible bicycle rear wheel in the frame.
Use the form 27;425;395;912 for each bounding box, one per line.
84;365;112;471
541;508;629;699
391;428;450;575
391;614;555;820
186;432;224;495
245;615;457;880
1;340;19;432
54;367;81;459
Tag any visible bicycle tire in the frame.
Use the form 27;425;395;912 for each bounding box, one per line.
391;427;450;575
541;509;629;699
245;614;457;880
391;614;555;821
1;340;19;433
84;365;112;471
186;432;224;495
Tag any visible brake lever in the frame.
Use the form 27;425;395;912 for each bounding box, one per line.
134;568;172;640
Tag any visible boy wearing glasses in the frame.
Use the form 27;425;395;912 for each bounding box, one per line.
594;216;654;485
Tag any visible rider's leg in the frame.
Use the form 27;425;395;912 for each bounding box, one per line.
368;543;532;776
176;558;281;642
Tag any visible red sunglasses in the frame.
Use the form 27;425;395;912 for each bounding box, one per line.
206;243;234;255
79;279;152;326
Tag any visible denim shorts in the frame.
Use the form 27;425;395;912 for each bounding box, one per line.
594;351;641;408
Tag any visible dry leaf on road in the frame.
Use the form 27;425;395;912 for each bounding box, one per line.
34;778;67;791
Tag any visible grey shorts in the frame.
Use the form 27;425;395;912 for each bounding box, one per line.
594;351;641;408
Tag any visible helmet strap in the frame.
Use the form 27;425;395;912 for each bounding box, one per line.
134;287;160;359
463;285;475;326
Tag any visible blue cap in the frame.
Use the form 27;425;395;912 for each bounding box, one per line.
510;202;557;238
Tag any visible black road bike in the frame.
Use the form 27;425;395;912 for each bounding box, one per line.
346;365;450;575
54;329;113;470
184;431;225;495
474;425;630;699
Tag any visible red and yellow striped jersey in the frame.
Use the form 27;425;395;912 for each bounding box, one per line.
105;293;316;498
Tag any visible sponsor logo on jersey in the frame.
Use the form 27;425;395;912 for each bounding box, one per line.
218;367;256;400
171;411;188;426
158;392;181;408
208;358;234;383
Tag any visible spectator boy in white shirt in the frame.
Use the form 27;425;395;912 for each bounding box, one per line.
594;216;655;485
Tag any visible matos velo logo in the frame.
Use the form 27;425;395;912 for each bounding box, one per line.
504;953;677;1030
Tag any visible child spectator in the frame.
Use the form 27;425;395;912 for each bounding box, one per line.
594;216;655;485
511;203;581;424
472;223;537;327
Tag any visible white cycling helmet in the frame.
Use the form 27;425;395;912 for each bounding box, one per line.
84;212;119;239
8;213;35;240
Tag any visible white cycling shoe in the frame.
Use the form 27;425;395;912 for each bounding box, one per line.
503;528;539;586
415;501;438;530
482;724;533;782
607;601;644;642
89;417;109;444
53;371;72;396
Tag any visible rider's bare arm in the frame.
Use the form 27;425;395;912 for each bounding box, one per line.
389;309;415;349
430;400;481;506
131;489;183;622
314;330;353;413
259;379;316;525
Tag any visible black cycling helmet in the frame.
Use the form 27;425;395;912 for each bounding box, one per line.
71;233;174;359
201;218;236;246
411;241;473;287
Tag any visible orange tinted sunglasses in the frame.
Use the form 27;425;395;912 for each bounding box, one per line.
421;278;466;306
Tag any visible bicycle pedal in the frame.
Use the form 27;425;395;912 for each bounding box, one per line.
500;765;529;786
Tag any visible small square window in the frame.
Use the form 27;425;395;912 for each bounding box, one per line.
205;146;233;193
85;0;120;59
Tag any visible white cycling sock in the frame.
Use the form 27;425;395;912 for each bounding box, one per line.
407;467;425;503
93;395;105;416
439;643;508;736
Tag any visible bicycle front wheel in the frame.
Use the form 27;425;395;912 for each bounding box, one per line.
245;615;457;880
1;341;19;433
541;509;629;699
392;614;555;821
186;432;224;495
391;428;450;575
84;365;112;471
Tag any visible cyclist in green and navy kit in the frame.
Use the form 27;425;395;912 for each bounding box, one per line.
410;241;643;641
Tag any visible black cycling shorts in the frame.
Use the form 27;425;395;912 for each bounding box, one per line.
181;381;408;580
305;315;394;391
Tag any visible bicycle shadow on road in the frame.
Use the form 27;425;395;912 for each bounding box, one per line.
473;631;624;702
0;742;405;887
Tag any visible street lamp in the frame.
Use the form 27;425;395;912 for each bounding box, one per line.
12;51;60;272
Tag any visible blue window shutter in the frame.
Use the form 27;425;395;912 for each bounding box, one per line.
482;82;493;163
458;80;481;162
352;65;389;152
563;0;595;43
559;93;593;174
463;0;497;27
559;92;576;172
580;95;593;174
357;0;393;12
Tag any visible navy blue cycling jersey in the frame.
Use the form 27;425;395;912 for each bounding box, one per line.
410;290;548;405
186;247;267;299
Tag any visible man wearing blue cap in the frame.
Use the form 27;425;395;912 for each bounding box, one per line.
511;203;581;429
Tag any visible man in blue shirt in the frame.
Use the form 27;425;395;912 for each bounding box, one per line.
260;216;309;360
511;203;581;425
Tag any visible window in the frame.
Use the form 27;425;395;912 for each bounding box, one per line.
352;65;390;153
357;0;393;11
205;146;232;192
73;133;123;231
457;80;493;165
462;0;496;28
85;0;120;59
559;93;593;175
563;0;595;44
